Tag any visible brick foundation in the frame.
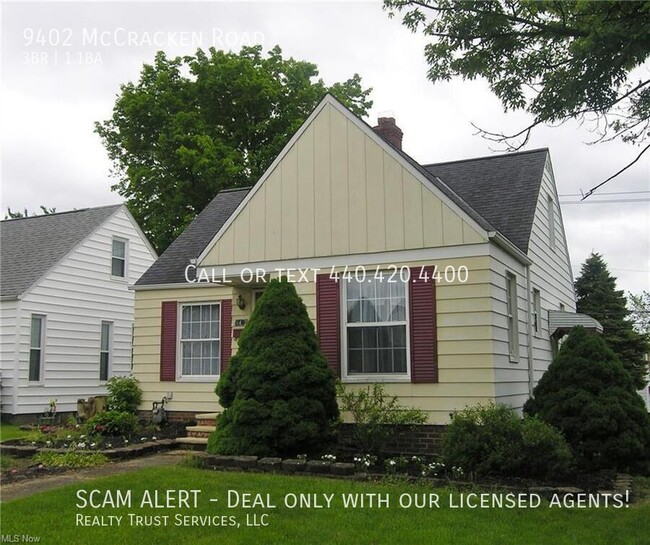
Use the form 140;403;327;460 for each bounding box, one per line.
338;423;447;456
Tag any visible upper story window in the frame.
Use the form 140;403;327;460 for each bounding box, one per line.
179;303;221;377
111;237;127;278
343;275;408;379
547;195;556;249
29;315;45;382
506;273;519;362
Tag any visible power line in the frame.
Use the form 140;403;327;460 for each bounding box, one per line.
560;198;650;204
559;190;650;197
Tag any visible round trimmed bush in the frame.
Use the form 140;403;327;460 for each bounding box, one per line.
86;410;139;436
208;278;339;457
524;326;650;473
442;402;573;480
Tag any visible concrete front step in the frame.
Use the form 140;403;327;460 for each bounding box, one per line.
175;437;208;451
187;425;216;439
196;413;219;427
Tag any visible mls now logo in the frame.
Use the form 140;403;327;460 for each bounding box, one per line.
0;536;40;543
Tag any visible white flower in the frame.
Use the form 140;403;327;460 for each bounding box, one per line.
67;435;72;439
152;436;157;441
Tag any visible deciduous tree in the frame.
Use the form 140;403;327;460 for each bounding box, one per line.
96;46;372;252
383;0;650;193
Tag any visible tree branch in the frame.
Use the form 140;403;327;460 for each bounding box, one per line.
581;143;650;200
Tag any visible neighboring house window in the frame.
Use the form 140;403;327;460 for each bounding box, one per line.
559;303;565;311
532;289;541;335
547;195;556;249
506;273;519;362
111;237;127;278
179;303;221;377
29;315;45;382
344;275;408;377
100;321;112;382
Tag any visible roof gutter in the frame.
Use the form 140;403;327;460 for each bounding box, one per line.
488;231;532;265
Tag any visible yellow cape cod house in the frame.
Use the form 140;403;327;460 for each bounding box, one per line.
131;94;600;426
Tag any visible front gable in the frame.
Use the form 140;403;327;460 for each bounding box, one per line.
198;97;487;268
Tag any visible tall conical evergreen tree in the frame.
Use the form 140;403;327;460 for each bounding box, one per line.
207;278;339;457
524;327;650;473
575;253;649;389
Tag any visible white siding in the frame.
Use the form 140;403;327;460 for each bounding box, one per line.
489;245;531;411
10;207;156;415
526;157;576;383
0;299;18;413
490;154;577;411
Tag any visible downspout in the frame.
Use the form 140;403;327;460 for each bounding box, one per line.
525;265;535;397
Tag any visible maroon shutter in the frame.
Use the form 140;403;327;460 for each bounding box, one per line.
409;266;438;383
220;299;232;374
160;301;177;381
316;274;340;376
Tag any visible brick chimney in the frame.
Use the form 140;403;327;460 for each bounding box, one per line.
373;117;403;150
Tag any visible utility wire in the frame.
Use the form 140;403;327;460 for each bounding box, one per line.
560;198;650;204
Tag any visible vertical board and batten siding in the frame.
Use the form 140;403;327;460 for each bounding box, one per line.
200;102;487;268
135;252;498;424
488;244;532;411
526;157;577;382
10;208;156;414
0;300;18;413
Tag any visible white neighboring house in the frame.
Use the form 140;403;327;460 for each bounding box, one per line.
0;204;157;422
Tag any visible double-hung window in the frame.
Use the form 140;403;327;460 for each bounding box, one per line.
100;321;112;381
344;275;408;378
111;238;126;278
29;315;45;382
179;303;221;377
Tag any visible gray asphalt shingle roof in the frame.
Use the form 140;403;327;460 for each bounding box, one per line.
0;204;122;298
424;149;548;253
135;188;250;286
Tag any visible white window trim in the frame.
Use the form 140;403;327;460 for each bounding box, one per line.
29;314;46;384
110;236;128;281
176;301;222;382
340;275;411;383
99;321;113;383
506;272;520;363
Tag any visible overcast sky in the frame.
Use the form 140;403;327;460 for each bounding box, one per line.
2;1;648;295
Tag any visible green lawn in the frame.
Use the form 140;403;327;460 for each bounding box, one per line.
2;466;648;545
0;423;32;442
